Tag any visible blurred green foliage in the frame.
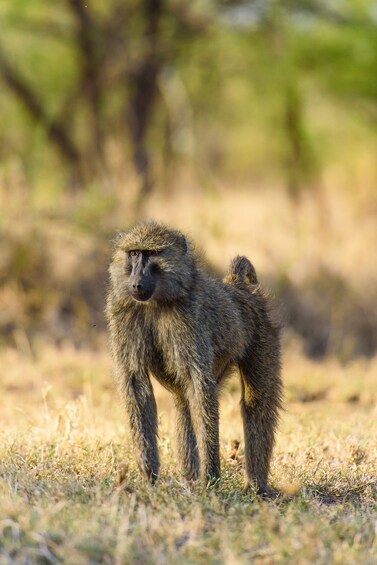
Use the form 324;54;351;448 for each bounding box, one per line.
1;0;377;196
1;1;377;358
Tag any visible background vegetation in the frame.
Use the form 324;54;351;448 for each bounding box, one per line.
0;1;376;563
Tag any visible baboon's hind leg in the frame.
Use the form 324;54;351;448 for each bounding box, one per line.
174;393;199;480
239;344;282;494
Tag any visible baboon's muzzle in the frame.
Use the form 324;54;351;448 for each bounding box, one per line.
129;275;155;302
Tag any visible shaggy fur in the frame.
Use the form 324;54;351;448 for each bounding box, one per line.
106;222;283;492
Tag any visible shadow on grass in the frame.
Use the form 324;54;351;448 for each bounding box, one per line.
302;480;377;506
207;473;377;508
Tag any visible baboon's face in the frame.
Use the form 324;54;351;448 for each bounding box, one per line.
126;249;160;302
110;223;193;304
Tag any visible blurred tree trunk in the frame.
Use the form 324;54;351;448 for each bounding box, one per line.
284;82;318;200
263;7;317;199
284;83;305;199
127;0;164;210
67;0;106;169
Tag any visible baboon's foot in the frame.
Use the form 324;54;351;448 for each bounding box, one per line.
139;462;159;485
202;469;221;489
181;464;199;482
243;481;279;500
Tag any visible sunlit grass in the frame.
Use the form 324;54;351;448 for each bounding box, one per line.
1;164;377;562
0;344;376;563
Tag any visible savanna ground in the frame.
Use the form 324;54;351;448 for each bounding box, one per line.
1;181;377;564
2;3;377;561
0;344;376;564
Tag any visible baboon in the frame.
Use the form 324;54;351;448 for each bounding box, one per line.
106;222;282;493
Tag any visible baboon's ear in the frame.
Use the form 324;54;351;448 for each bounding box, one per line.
111;232;125;250
177;233;188;254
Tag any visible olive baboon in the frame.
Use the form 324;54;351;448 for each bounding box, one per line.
106;222;282;493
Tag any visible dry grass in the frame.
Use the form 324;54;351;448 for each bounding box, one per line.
0;342;376;564
1;175;377;562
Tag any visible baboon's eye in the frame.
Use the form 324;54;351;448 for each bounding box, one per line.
146;250;159;257
128;250;141;258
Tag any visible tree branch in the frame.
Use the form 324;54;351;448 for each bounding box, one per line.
0;44;82;179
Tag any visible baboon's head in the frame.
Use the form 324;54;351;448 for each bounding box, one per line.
110;222;196;304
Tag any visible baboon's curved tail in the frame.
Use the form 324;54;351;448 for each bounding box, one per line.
224;255;258;286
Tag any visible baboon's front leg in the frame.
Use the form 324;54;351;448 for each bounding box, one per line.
187;375;220;485
174;393;199;480
119;370;159;483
